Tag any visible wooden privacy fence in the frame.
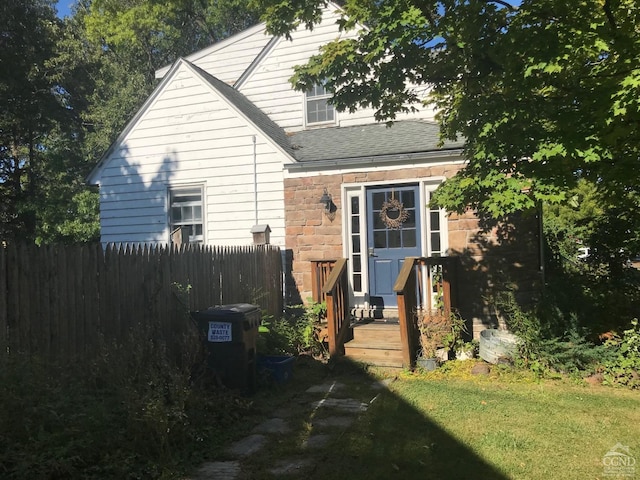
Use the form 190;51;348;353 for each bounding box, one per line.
0;243;283;363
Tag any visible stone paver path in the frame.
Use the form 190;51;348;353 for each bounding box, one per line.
189;375;394;479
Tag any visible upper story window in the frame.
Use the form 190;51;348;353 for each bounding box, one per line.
169;186;204;244
305;83;335;125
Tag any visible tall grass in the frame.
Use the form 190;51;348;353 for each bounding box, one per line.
0;322;252;479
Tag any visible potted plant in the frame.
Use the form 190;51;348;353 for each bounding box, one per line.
417;310;471;367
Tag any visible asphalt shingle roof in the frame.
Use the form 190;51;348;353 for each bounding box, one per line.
288;121;465;162
192;61;464;164
190;62;295;157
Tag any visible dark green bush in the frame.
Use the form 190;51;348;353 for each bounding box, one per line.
0;322;252;479
257;302;327;358
494;290;614;377
603;319;640;388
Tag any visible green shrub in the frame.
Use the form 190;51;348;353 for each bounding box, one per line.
257;302;327;358
603;319;640;388
536;331;612;376
0;322;253;479
494;290;613;377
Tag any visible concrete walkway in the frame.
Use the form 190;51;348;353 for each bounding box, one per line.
189;376;395;480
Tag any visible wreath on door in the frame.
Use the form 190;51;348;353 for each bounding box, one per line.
379;193;409;229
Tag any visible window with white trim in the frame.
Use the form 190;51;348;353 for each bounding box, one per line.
424;188;446;257
348;193;364;292
169;186;204;244
305;83;335;125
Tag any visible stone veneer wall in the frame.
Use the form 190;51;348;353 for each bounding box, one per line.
284;164;541;335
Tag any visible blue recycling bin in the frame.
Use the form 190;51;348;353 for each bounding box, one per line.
192;303;261;392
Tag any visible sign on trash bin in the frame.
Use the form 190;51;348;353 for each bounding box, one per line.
208;322;232;342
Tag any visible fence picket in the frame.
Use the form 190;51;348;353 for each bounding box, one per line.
0;242;282;365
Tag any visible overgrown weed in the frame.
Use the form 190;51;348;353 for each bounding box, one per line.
0;321;253;479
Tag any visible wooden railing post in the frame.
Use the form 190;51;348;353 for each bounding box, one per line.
394;257;419;369
322;258;349;358
395;256;458;370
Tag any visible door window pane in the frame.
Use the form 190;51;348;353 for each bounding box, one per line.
404;209;416;228
403;229;416;247
401;190;415;208
351;196;360;214
431;232;441;253
373;214;386;230
388;230;401;248
352;216;360;233
372;192;386;210
352;235;361;253
353;274;362;291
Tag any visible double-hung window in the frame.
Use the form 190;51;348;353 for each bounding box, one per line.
305;83;335;125
169;186;204;244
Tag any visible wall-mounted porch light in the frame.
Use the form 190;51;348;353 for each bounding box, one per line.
319;188;332;213
319;187;337;221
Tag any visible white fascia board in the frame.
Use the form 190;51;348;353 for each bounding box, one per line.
284;149;466;178
283;149;465;175
233;35;281;89
155;23;268;79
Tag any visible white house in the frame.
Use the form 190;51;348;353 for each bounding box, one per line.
88;3;540;348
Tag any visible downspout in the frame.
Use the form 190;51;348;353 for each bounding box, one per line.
253;135;258;225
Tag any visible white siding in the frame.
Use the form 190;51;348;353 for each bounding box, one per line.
96;6;440;248
156;24;272;85
238;7;435;131
98;62;286;247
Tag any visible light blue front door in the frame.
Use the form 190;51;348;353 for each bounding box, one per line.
367;185;421;308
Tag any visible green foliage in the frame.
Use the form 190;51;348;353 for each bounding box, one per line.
257;0;640;264
85;0;259;77
257;302;327;357
444;310;468;350
494;290;542;366
604;319;640;389
1;0;260;243
0;324;252;479
0;0;88;242
543;180;603;272
495;290;613;377
536;332;612;377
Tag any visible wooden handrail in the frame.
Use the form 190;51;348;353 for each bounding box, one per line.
394;256;457;369
322;258;349;357
311;260;335;304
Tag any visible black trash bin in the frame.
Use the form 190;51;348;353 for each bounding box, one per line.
191;303;261;392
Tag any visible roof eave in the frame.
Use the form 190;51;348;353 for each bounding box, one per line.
284;148;465;172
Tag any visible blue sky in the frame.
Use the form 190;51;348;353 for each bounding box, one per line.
55;0;73;18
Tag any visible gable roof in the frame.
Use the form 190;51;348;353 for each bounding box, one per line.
288;121;464;163
86;57;296;185
154;22;269;80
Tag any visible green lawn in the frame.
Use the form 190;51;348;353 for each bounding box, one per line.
241;360;640;480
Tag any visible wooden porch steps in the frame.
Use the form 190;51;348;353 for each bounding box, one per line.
343;321;404;368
